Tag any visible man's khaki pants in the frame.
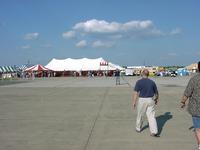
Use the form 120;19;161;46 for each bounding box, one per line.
136;97;158;134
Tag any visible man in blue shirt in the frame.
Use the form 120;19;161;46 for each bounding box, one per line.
132;69;159;137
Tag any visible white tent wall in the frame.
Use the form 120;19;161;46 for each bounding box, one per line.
81;58;102;71
45;58;67;71
45;57;122;72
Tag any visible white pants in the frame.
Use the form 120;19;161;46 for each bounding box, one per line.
136;97;158;134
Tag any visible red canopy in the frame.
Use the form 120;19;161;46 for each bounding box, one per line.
25;64;50;72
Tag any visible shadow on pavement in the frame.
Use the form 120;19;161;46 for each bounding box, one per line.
140;112;173;135
156;112;173;135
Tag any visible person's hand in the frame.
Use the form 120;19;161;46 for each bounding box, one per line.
181;96;188;109
180;101;186;109
154;94;159;105
132;103;136;110
154;100;158;105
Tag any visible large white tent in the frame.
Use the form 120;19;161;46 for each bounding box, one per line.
45;57;123;72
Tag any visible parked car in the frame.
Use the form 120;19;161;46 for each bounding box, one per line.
169;71;177;77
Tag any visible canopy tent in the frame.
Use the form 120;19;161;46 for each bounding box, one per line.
24;64;50;72
0;67;3;73
177;68;189;76
186;63;198;72
45;57;123;72
0;66;16;73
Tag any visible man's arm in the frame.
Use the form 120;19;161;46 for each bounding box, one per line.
181;78;193;108
132;91;139;110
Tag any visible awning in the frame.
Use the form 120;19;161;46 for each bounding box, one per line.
0;66;17;73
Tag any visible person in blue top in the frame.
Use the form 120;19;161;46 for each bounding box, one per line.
132;69;159;137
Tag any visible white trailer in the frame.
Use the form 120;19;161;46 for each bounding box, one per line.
125;68;134;76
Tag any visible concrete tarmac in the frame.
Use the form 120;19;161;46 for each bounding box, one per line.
0;76;196;150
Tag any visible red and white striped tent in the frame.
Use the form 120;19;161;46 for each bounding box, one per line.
24;64;50;72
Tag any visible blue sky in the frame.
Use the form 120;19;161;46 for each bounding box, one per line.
0;0;200;66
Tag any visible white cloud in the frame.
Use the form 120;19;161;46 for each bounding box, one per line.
170;28;182;35
92;40;113;48
73;19;154;34
71;19;166;41
64;19;181;48
21;45;31;49
74;19;120;33
122;20;153;31
62;31;76;39
24;32;39;40
76;40;87;48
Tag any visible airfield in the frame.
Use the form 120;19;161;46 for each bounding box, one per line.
0;76;196;150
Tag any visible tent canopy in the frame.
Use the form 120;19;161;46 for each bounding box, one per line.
25;64;50;72
186;63;198;70
45;57;123;71
0;66;16;73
